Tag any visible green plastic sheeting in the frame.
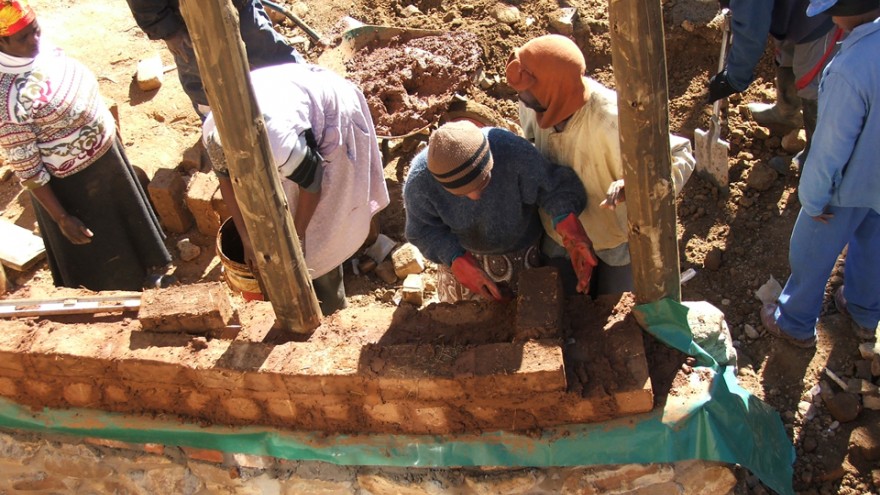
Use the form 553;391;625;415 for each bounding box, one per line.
0;298;794;495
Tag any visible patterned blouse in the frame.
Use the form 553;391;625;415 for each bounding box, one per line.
0;44;114;189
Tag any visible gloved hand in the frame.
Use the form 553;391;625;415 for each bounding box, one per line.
57;214;93;245
706;69;738;104
451;252;503;301
164;29;193;64
554;213;598;294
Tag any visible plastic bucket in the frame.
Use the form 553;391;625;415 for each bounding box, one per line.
216;218;264;301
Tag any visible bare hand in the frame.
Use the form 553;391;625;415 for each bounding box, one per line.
58;215;93;244
812;212;834;224
600;179;626;210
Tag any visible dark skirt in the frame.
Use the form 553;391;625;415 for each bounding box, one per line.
32;138;171;291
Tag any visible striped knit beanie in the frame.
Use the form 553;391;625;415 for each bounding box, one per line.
427;121;493;196
0;0;35;37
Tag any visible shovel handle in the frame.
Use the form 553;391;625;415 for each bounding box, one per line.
711;9;733;122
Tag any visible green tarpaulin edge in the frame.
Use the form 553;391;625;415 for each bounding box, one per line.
0;298;793;494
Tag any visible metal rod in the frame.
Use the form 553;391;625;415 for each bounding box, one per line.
262;0;324;44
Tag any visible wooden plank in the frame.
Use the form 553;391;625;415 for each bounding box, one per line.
608;0;681;303
179;0;321;335
0;220;46;271
0;294;141;318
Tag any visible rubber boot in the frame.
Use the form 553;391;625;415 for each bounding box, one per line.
746;65;803;132
792;98;817;173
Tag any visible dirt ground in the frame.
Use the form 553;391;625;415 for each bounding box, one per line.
1;0;878;493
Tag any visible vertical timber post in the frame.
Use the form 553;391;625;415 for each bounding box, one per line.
179;0;322;334
608;0;681;303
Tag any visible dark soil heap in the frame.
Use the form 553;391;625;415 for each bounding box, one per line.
347;31;483;137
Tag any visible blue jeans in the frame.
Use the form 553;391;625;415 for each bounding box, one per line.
173;0;304;110
775;206;880;339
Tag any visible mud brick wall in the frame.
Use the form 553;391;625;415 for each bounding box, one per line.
0;303;653;435
0;429;740;494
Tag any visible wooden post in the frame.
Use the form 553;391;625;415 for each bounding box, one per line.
607;0;681;303
179;0;322;334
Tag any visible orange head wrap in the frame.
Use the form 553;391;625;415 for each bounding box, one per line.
0;0;35;37
505;35;590;129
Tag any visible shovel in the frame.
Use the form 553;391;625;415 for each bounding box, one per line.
695;9;732;192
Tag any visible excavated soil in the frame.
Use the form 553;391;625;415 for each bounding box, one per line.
346;31;483;137
1;0;878;492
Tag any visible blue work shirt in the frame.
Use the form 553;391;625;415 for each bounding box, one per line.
725;0;833;90
799;18;880;217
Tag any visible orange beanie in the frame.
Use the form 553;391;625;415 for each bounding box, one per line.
505;35;590;129
0;0;35;37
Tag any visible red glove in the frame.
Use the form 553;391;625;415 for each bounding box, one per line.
451;252;503;301
554;213;598;294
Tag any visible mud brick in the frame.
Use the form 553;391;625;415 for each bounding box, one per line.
182;447;225;464
514;266;563;341
148;168;193;234
180;143;204;174
367;341;566;401
375;260;398;284
401;273;424;305
135;53;163;91
391;243;425;278
212;187;231;222
185;171;221;236
0;320;32;374
138;282;234;334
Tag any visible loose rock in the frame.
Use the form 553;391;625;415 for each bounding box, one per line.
747;162;778;191
176;238;201;262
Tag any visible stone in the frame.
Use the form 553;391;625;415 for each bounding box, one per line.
401;274;424;306
744;324;760;340
802;435;818;453
549;7;578;35
702;246;723;271
136;53;164;91
858;341;879;360
399;4;421;17
148;168;193;234
176;238;201;262
863;394;880;410
823;392;862;423
674;461;736;495
781;129;807;153
492;4;520;24
391;243;425;278
464;469;541;494
747;162;778;191
753;126;771;140
850;424;880;462
682;301;737;367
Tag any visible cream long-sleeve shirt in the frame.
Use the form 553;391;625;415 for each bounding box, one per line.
520;77;695;266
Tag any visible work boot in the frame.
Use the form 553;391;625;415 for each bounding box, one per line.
746;65;803;133
792;98;818;173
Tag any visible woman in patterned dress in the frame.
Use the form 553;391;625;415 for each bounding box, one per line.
0;0;170;291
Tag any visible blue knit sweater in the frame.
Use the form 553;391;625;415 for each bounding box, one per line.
404;127;586;266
